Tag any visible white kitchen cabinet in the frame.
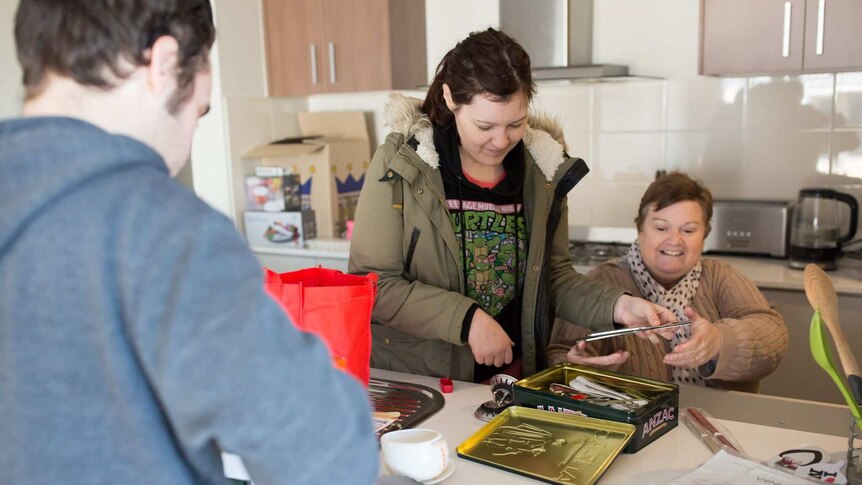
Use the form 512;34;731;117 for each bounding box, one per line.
758;287;862;406
700;0;862;75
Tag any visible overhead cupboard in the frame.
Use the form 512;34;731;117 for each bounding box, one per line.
700;0;862;75
261;0;427;96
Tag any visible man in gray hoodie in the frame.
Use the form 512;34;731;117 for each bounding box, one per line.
0;1;377;483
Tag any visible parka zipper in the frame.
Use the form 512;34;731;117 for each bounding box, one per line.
532;157;591;371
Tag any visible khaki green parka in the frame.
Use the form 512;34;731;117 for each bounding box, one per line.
348;94;625;382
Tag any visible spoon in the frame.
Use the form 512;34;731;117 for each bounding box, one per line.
809;310;862;428
803;264;862;408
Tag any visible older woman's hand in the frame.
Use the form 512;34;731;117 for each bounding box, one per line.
566;340;629;372
663;307;721;369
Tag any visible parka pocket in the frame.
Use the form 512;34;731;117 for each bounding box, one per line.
371;326;452;377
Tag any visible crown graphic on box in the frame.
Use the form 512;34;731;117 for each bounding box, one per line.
299;174;364;195
335;173;365;194
300;177;313;195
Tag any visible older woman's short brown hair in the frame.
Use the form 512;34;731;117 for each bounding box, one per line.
635;172;714;237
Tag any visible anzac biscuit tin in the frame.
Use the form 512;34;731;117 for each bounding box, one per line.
513;363;679;453
457;406;635;484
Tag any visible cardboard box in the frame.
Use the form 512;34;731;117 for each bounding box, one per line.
244;211;317;248
242;112;371;237
244;167;302;212
513;363;679;453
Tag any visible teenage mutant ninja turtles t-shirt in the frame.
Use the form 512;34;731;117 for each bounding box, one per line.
434;124;528;383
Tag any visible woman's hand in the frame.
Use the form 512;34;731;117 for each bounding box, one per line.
467;309;514;367
565;340;629;372
663;307;721;369
612;294;678;343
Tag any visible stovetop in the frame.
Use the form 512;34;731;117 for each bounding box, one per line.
569;240;630;266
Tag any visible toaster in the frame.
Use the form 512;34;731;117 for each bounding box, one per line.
703;200;792;258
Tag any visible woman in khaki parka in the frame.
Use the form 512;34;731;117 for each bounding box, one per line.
348;29;677;383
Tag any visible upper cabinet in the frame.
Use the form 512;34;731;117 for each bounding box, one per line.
802;0;862;71
700;0;862;76
700;0;805;75
262;0;427;97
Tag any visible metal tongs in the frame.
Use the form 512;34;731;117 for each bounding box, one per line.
576;321;692;343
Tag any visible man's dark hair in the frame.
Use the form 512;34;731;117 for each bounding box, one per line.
15;0;215;113
422;28;535;127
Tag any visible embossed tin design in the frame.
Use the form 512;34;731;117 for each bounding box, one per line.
457;406;635;484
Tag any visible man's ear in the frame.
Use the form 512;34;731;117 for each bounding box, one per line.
147;36;180;97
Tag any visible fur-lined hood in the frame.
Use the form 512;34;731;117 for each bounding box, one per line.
383;93;569;182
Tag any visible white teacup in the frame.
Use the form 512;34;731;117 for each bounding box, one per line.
380;428;449;481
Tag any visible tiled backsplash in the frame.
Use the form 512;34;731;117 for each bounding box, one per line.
535;72;862;230
225;72;862;231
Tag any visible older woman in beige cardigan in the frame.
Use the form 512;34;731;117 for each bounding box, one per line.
548;173;788;392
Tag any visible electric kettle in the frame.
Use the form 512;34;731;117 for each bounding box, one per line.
789;188;859;270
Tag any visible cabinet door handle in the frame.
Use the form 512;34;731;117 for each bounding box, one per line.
782;1;792;58
816;0;826;55
328;42;336;83
310;44;318;85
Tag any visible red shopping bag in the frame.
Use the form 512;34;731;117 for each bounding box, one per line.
263;267;376;386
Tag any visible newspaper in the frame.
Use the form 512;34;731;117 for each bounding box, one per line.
670;449;815;485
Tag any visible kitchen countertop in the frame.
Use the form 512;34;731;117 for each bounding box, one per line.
253;239;862;295
713;254;862;295
251;238;351;260
223;368;854;484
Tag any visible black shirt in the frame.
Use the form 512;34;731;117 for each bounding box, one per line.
433;123;527;383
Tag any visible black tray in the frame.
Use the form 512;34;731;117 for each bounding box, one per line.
369;377;445;437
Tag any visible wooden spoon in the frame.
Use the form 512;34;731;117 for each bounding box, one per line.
803;264;862;407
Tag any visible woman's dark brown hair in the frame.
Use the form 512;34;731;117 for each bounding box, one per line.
15;0;215;114
635;172;714;237
422;28;535;127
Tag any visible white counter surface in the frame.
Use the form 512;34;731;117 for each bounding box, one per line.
253;239;862;295
369;369;851;485
707;254;862;295
250;238;351;260
224;368;854;484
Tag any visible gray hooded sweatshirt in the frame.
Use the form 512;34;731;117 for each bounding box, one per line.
0;117;377;484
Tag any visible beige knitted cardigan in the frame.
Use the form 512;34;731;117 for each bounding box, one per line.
547;257;789;393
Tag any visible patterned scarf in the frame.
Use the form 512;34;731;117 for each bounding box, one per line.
626;240;704;386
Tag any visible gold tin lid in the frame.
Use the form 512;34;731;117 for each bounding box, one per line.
456;406;635;484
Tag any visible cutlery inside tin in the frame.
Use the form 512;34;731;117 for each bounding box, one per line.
548;377;649;411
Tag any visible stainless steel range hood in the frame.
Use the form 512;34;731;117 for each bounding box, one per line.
499;0;628;80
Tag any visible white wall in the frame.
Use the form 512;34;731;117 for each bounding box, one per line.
189;24;233;217
424;0;499;80
0;0;23;119
214;0;267;97
214;0;862;232
189;0;272;220
593;0;700;79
